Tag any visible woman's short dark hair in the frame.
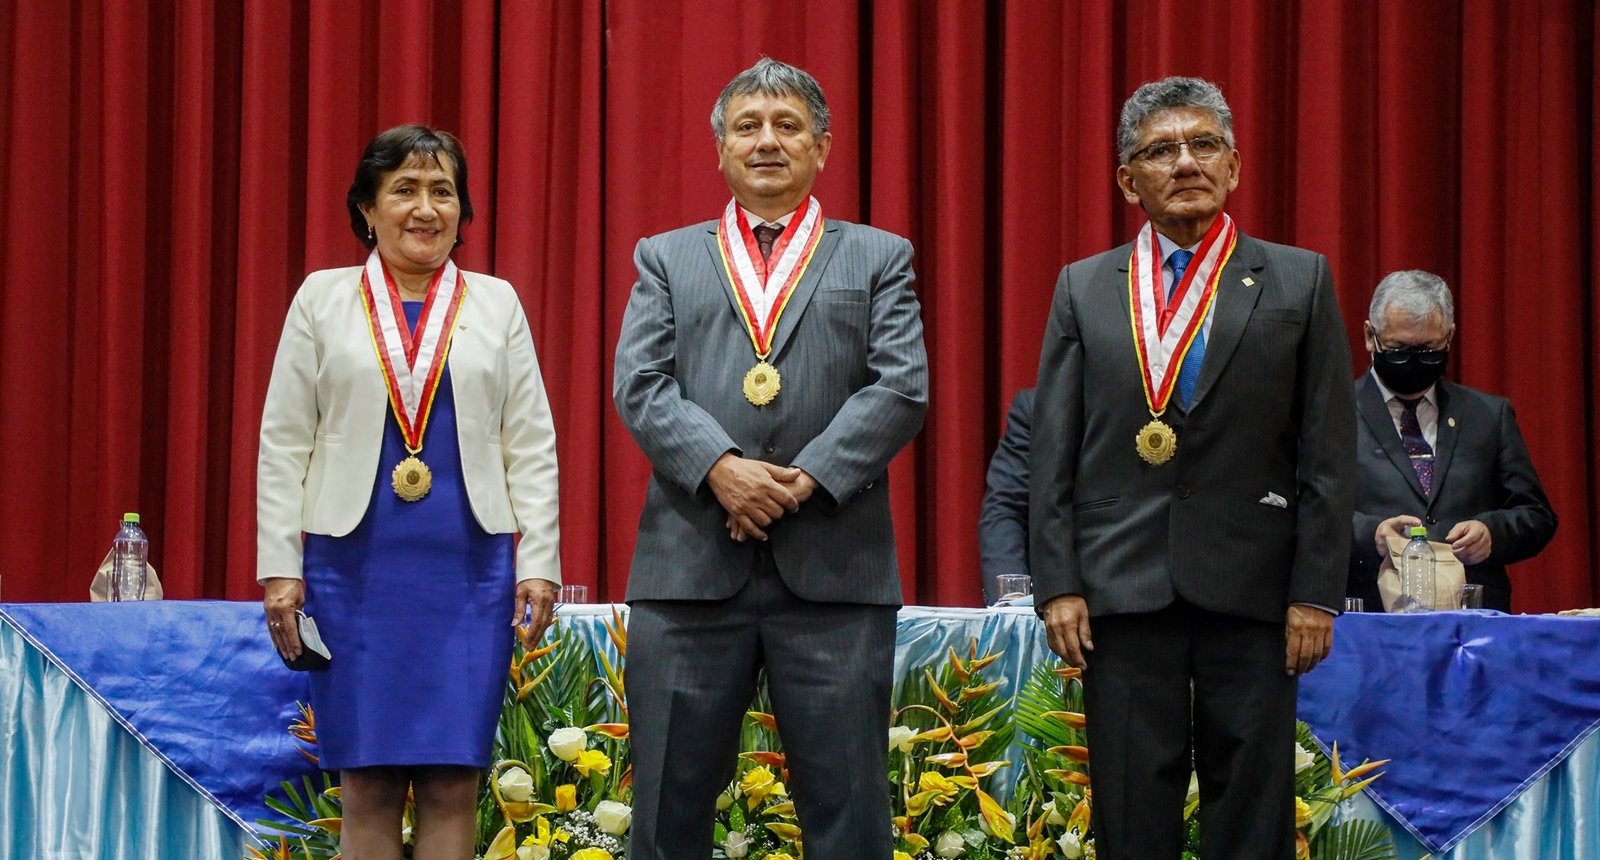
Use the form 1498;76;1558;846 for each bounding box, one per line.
346;124;473;249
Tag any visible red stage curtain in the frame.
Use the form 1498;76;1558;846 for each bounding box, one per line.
0;1;1594;614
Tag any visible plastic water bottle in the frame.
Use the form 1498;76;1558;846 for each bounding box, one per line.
111;513;149;602
1397;525;1435;613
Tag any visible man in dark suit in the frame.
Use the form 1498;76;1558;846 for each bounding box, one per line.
979;388;1034;604
613;58;927;860
1029;77;1355;859
1349;269;1556;612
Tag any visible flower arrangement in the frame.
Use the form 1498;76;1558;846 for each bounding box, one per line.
252;615;1393;860
887;640;1018;860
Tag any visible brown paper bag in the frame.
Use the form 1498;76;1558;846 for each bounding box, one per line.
89;549;165;601
1375;535;1464;612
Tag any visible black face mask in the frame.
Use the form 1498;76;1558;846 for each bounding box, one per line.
1371;342;1448;395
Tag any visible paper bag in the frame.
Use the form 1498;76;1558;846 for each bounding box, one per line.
1375;535;1464;612
89;549;165;601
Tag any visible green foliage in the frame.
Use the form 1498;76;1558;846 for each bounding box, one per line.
1312;819;1399;860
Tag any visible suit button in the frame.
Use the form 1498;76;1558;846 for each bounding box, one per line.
762;441;776;454
1176;485;1191;499
1425;515;1436;525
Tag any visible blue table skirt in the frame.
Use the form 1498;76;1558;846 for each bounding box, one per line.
3;602;1599;859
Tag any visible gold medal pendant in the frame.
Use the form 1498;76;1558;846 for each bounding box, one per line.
391;454;433;502
1135;419;1178;466
743;360;781;406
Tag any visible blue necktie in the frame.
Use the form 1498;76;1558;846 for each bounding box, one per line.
1169;249;1204;409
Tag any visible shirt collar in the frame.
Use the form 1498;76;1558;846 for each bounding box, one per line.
741;207;796;231
1154;231;1200;267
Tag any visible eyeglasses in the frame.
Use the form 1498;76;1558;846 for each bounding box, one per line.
1130;135;1229;165
1373;344;1448;366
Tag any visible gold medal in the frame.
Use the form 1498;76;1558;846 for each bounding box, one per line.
743;361;781;406
391;454;433;501
1135;418;1178;466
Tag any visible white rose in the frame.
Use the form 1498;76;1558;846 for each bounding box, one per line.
1058;829;1083;859
935;830;966;857
517;846;550;860
887;725;917;753
1042;799;1066;826
497;766;533;803
716;787;737;810
1294;742;1315;774
548;726;588;762
723;830;751;859
594;800;633;835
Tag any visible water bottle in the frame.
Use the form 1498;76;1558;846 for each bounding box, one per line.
111;513;149;602
1396;525;1435;613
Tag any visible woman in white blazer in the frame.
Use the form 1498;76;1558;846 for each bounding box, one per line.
257;125;560;859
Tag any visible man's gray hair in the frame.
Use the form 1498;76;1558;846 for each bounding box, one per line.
1369;270;1456;331
1117;76;1236;163
710;57;830;142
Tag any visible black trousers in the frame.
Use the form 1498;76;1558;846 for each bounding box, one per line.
1083;600;1299;860
625;545;897;860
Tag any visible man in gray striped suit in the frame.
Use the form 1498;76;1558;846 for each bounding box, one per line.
613;58;927;860
1030;77;1355;859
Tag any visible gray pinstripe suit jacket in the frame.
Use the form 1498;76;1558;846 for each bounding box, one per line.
613;217;928;606
1029;233;1356;624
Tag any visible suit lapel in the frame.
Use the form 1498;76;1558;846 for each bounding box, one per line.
1427;381;1458;507
1185;234;1265;410
1357;373;1430;502
766;221;842;359
701;227;749;327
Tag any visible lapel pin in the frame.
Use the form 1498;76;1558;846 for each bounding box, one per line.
1241;276;1255;286
1448;417;1456;427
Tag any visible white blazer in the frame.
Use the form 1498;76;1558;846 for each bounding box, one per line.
256;266;561;584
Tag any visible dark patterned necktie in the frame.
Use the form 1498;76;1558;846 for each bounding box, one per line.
753;223;784;261
1168;249;1205;409
1397;396;1434;494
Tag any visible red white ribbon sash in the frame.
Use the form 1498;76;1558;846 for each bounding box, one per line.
716;196;824;358
1127;213;1237;414
358;252;465;452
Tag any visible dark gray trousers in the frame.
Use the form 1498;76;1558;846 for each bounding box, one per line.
626;545;897;860
1084;600;1299;860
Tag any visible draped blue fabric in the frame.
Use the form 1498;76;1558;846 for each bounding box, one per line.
0;601;318;847
1301;611;1600;854
0;609;251;859
5;601;1600;858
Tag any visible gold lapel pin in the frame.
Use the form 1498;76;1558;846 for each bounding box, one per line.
1241;276;1255;286
1448;417;1456;427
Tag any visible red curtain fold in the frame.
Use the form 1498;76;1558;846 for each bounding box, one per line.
0;1;1594;615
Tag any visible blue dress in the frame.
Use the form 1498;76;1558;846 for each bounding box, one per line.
303;302;514;771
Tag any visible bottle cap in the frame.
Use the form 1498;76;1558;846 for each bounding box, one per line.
1408;525;1426;537
123;513;141;524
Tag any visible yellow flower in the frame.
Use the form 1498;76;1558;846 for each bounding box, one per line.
573;748;612;777
1295;796;1312;828
570;850;613;860
740;766;788;808
1295;830;1311;859
894;853;915;860
555;784;577;812
917;770;963;800
767;854;796;860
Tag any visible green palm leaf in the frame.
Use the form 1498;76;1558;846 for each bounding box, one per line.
1311;819;1399;860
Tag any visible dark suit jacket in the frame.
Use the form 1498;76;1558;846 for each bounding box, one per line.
1348;373;1556;611
979;388;1034;603
613;217;928;606
1030;233;1356;624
